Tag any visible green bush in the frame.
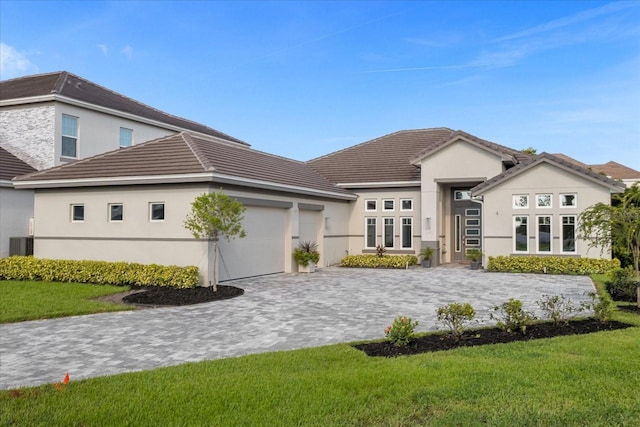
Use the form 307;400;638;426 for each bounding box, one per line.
384;316;419;346
536;294;584;327
340;254;418;269
0;256;199;289
487;256;620;275
605;267;640;302
584;291;614;323
490;298;536;334
436;303;476;341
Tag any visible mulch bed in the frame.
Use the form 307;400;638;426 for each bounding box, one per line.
123;285;244;306
354;319;634;357
618;305;640;315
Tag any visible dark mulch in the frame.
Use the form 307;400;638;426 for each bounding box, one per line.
619;305;640;315
354;319;634;357
123;285;244;306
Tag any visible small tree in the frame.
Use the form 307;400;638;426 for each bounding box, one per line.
184;191;246;291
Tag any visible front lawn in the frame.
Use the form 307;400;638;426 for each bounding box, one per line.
2;310;639;425
0;280;133;323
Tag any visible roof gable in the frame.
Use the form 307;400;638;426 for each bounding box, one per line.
472;152;625;195
1;71;247;145
14;132;354;199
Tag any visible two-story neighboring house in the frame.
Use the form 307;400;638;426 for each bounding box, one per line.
0;71;245;257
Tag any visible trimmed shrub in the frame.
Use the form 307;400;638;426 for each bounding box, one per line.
436;303;476;341
490;298;536;334
384;316;419;346
487;256;620;275
0;256;199;289
340;254;418;269
605;267;640;302
536;294;584;327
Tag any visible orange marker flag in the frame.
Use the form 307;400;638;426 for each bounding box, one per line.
62;372;70;385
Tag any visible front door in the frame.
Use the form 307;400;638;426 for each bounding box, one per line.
451;188;482;262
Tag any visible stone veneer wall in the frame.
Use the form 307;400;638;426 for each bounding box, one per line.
0;105;55;170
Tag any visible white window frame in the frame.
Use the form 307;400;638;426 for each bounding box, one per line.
71;204;84;223
365;199;377;212
150;202;165;222
536;193;552;208
513;215;529;253
109;203;123;222
454;190;471;201
513;194;529;209
536;215;552;253
560;193;577;208
401;217;413;249
383;217;395;248
465;208;480;217
400;198;413;212
61;114;79;158
561;215;577;254
465;218;480;227
365;217;377;249
119;127;133;148
382;199;395;212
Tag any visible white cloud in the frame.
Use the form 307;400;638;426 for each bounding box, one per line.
97;44;108;56
0;42;38;79
121;45;133;59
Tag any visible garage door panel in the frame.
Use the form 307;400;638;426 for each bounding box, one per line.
218;207;285;281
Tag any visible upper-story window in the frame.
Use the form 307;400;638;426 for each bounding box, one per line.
120;128;133;148
62;114;78;158
365;199;377;212
400;199;413;211
109;203;123;222
560;193;577;208
513;195;529;209
536;194;552;208
382;199;395;211
71;204;84;222
150;202;165;222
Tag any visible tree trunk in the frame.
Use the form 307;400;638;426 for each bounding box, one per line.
212;238;219;292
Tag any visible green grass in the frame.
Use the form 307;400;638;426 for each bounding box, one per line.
0;280;133;323
2;274;638;425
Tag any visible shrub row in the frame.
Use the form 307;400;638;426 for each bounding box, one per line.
341;254;418;269
487;256;620;275
0;256;199;289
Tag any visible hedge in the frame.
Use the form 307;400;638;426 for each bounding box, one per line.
341;254;418;269
0;256;199;289
487;256;620;275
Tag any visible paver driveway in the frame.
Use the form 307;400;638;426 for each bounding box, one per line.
0;266;595;390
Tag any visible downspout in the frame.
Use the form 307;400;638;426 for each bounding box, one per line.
470;196;484;267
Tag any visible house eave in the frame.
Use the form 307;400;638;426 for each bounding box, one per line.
336;181;421;189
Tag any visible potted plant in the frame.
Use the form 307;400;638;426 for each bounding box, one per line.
293;240;320;273
420;247;435;268
466;248;482;270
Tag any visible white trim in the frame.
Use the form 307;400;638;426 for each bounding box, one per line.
536;193;552;209
383;217;395;248
365;217;377;249
513;194;529;209
336;181;420;189
401;217;413;249
559;193;577;208
364;199;377;212
513;215;529;253
70;204;84;223
149;202;165;222
382;199;395;212
536;215;552;254
400;198;413;211
108;203;123;222
560;215;578;254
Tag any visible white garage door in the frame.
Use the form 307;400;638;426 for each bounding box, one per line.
217;206;286;281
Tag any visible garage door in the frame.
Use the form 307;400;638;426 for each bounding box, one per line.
217;206;286;281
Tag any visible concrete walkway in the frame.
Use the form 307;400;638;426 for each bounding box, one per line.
0;266;595;390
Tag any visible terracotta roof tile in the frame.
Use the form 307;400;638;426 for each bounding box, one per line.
0;147;37;181
590;161;640;180
1;72;247;145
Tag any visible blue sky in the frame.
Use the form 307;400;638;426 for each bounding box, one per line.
1;1;639;169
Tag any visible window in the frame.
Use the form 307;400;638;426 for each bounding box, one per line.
465;229;480;236
71;204;84;222
537;216;552;253
384;218;394;248
109;203;123;222
513;195;529;209
383;199;395;211
365;218;376;248
465;219;480;227
401;217;412;248
561;216;577;253
454;190;471;200
466;238;480;246
560;193;577;208
514;216;528;252
62;114;78;158
400;199;413;211
365;199;377;211
536;194;552;208
119;127;133;148
150;202;165;221
465;208;480;216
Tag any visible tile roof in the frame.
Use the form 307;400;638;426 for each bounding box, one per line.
471;152;625;195
0;71;247;145
589;161;640;180
0;147;37;181
307;128;531;185
14;132;354;198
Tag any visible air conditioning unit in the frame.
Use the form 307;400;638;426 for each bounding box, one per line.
9;237;34;256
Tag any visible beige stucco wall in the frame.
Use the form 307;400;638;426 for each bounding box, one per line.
32;183;352;284
0;186;34;258
346;188;421;254
481;162;615;262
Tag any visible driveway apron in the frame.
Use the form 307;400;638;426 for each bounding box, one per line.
0;266;595;390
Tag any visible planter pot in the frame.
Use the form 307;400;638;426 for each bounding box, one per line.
469;261;481;270
298;262;316;273
421;259;432;268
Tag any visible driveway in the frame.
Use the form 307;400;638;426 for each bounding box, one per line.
0;266;595;390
